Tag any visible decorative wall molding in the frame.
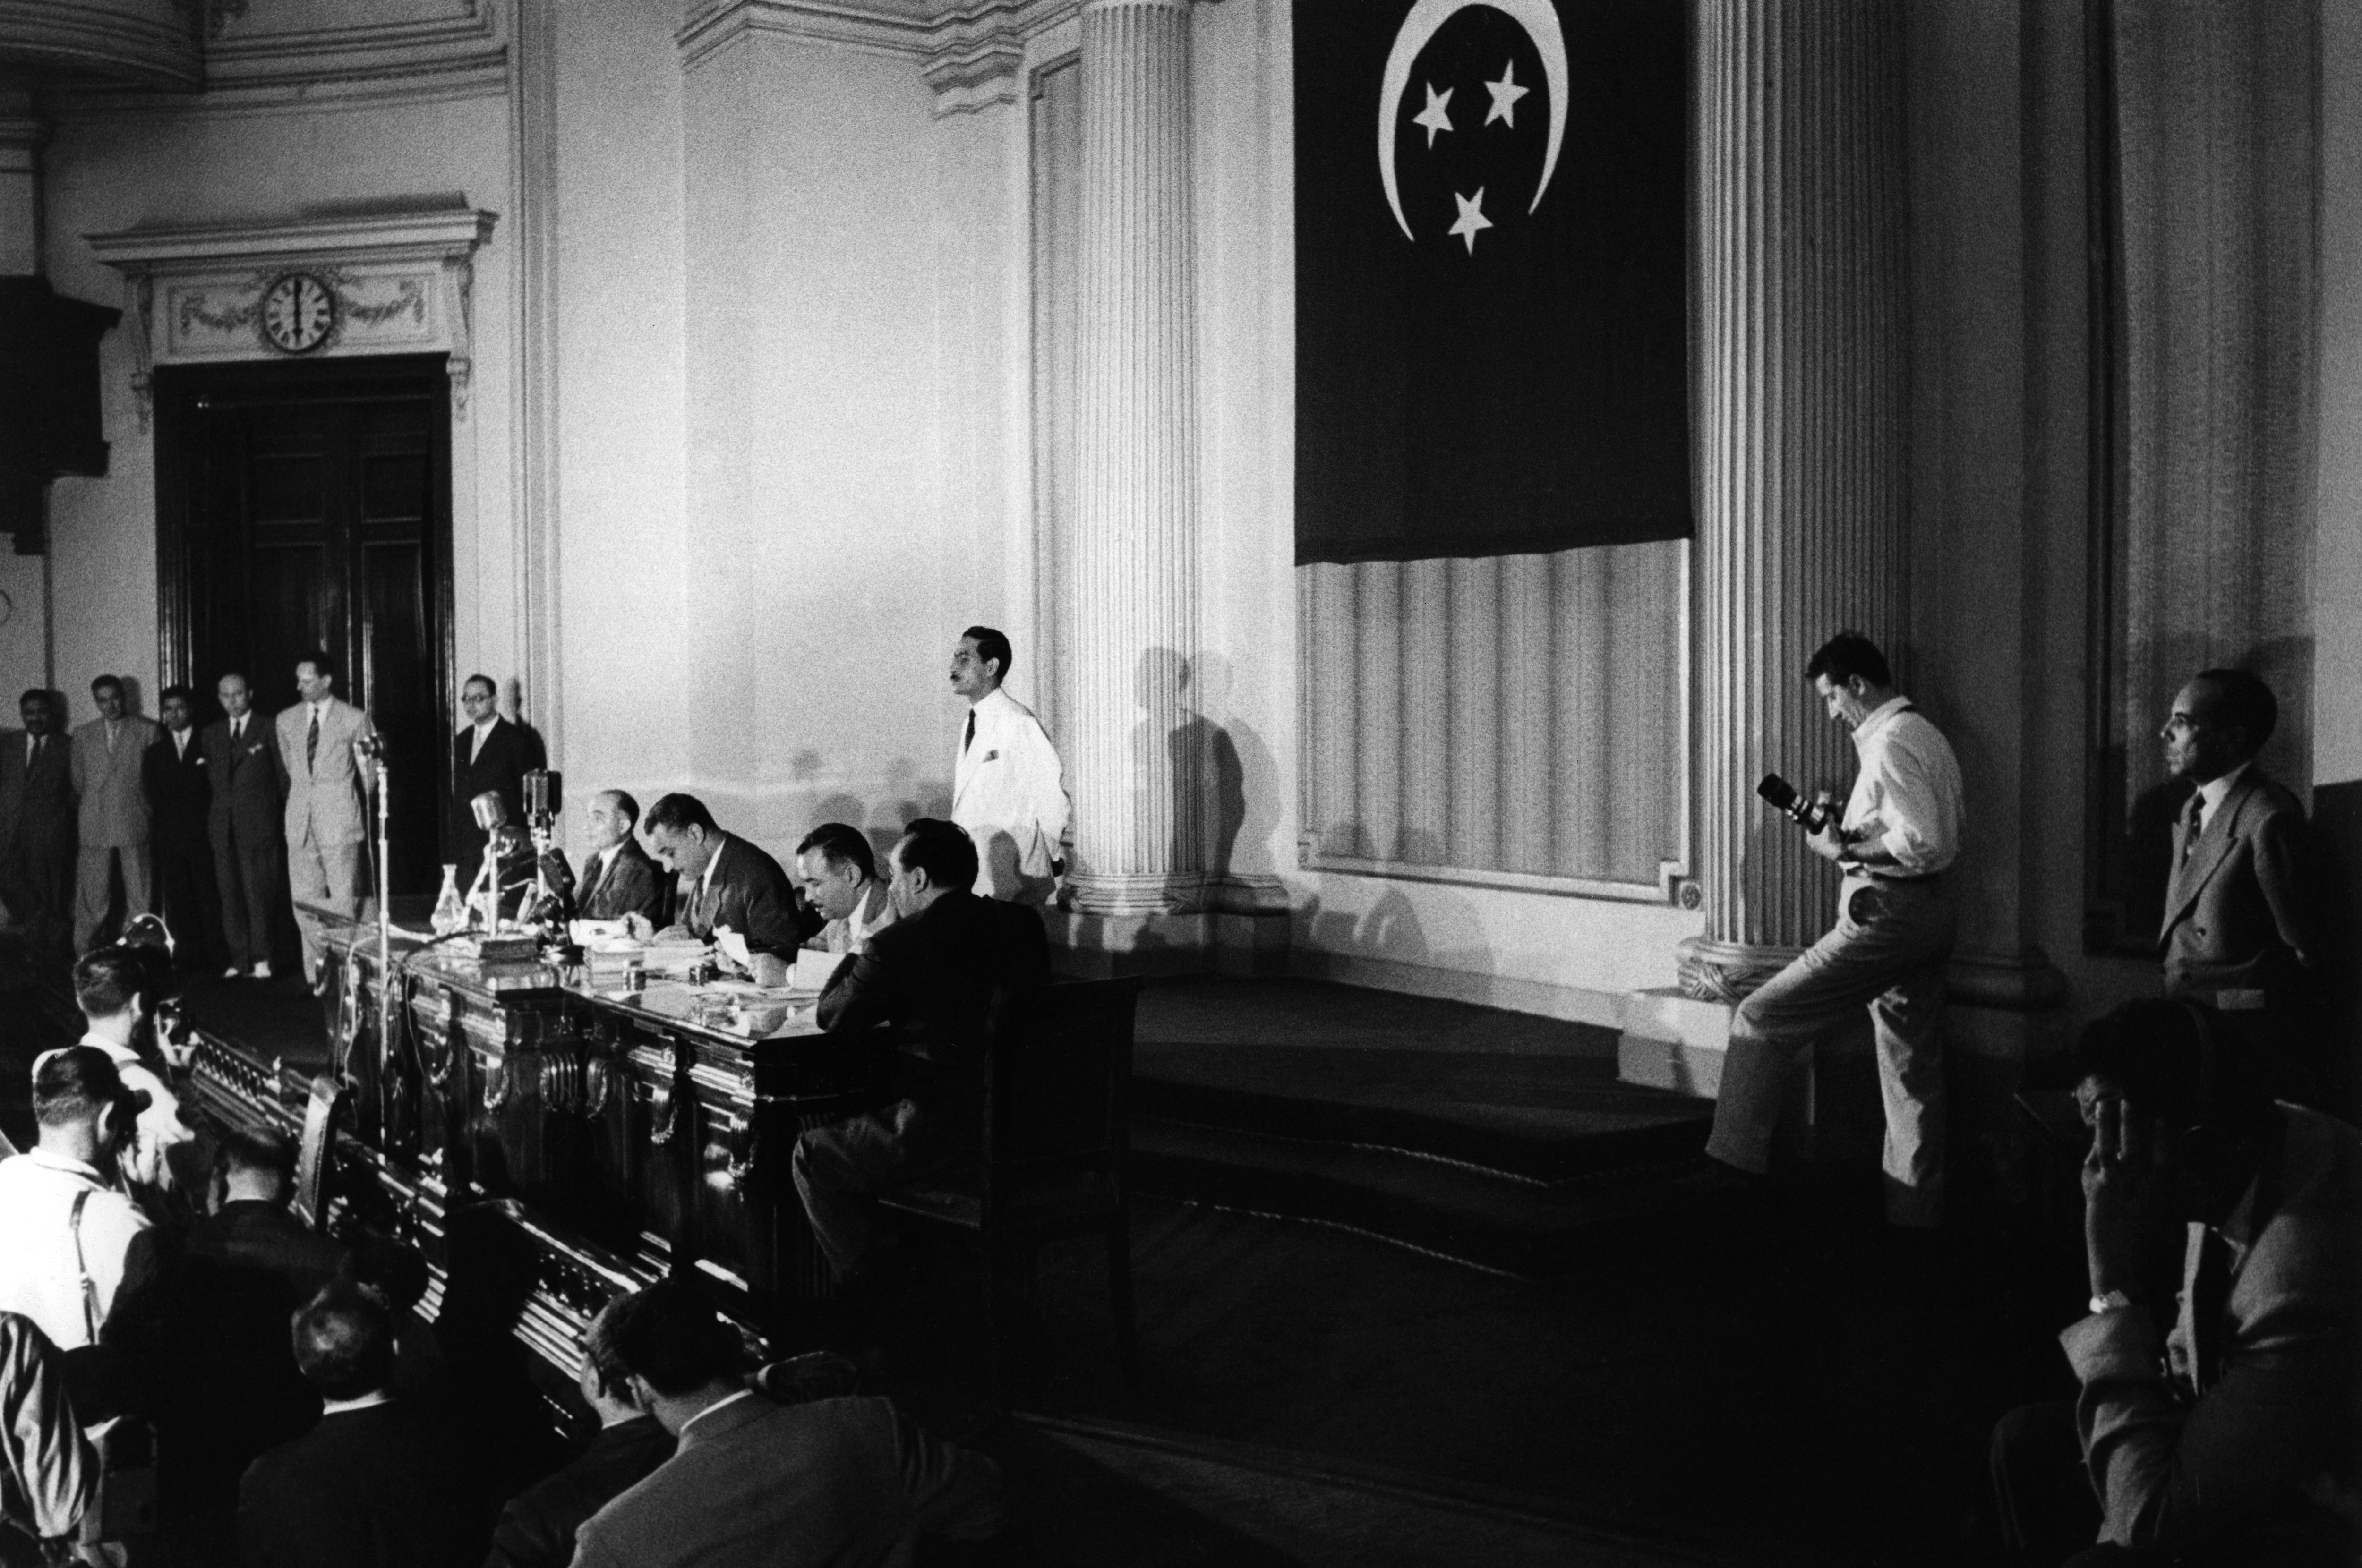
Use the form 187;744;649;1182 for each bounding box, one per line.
0;0;202;91
678;0;1083;117
86;203;498;430
45;0;506;119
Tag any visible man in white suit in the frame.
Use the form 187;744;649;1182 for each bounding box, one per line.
948;626;1070;909
70;674;161;953
275;651;376;986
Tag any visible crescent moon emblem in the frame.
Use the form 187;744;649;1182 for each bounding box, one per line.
1376;0;1569;243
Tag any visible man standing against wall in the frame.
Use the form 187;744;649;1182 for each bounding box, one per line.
204;672;284;980
1681;631;1964;1229
70;673;160;953
450;673;545;893
276;652;376;989
948;626;1070;908
143;684;225;973
2157;669;2321;1100
0;690;76;958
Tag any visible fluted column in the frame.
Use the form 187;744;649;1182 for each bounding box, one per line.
1676;0;1908;1002
1065;0;1203;916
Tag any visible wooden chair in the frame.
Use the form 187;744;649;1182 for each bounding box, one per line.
878;977;1141;1398
292;1072;345;1231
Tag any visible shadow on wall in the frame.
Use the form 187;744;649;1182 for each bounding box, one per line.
1292;834;1503;983
1134;648;1282;885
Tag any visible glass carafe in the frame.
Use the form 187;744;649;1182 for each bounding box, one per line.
430;864;467;936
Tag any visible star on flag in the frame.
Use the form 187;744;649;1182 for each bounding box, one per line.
1485;60;1529;127
1448;187;1492;254
1412;83;1454;147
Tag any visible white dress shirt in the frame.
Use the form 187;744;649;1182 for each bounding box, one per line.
951;687;1071;901
2192;760;2251;838
1841;696;1964;878
821;879;898;956
468;716;497;764
0;1148;151;1349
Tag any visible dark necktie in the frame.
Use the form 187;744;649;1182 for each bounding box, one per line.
963;710;976;754
307;708;319;774
2180;792;2204;861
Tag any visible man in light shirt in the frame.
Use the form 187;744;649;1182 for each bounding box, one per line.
1684;631;1966;1228
62;946;197;1194
947;626;1070;908
792;822;897;958
0;1048;151;1351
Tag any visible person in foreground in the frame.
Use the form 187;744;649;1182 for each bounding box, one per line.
0;1048;150;1353
792;818;1051;1287
0;1310;98;1553
569;1276;1003;1568
238;1281;481;1568
1680;631;1963;1227
1990;999;2361;1567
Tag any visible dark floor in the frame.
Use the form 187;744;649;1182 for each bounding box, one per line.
2;951;2082;1566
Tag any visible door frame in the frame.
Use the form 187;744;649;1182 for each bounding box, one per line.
151;351;457;845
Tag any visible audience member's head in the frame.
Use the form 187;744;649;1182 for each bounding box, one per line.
212;1124;297;1209
2162;669;2277;784
341;1238;431;1318
90;675;125;722
294;652;337;704
887;819;977;918
2072;998;2273;1221
587;789;639;852
160;685;195;732
18;689;52;734
290;1282;397;1402
604;1277;745;1429
951;626;1012;701
794;823;879;921
577;1296;644;1425
72;947;143;1029
33;1047;141;1165
642;793;723;880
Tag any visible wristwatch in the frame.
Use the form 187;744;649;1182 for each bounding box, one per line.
2088;1289;2136;1315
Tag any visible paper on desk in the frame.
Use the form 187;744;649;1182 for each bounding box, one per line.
715;928;753;971
571;919;627;945
790;948;847;994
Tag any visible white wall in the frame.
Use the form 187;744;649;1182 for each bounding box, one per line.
2316;0;2362;793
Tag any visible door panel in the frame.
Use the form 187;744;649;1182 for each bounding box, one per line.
154;357;454;897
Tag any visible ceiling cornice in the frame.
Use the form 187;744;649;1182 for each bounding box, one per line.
678;0;1082;116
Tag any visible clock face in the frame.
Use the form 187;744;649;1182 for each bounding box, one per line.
261;273;337;354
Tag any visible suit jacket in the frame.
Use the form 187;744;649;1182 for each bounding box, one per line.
141;728;211;854
483;1415;674;1568
557;837;667;925
103;1199;351;1517
2159;767;2318;999
240;1399;482;1568
2062;1105;2362;1551
571;1395;1003;1568
0;728;74;853
277;698;377;851
677;833;804;959
449;718;545;863
201;714;282;854
950;688;1070;903
71;715;161;848
818;890;1050;1081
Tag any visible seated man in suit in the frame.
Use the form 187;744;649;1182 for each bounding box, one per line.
792;822;897;958
571;1276;1002;1568
103;1125;350;1557
485;1295;675;1568
538;789;667;927
2156;670;2321;1101
1990;1000;2361;1568
641;793;810;987
792;818;1051;1286
239;1281;483;1568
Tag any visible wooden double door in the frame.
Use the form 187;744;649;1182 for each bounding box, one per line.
154;355;454;897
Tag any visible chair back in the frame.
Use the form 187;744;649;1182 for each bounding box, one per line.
292;1073;344;1230
979;978;1138;1212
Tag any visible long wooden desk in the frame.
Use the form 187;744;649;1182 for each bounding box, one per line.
188;909;885;1416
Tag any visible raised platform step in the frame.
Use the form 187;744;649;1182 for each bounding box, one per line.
1127;980;1715;1278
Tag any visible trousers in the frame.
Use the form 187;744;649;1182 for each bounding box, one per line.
213;827;284;971
74;843;153;954
1705;874;1955;1226
791;1091;969;1281
288;839;367;980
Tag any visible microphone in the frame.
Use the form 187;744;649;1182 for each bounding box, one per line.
1757;774;1840;835
354;731;389;761
471;791;512;831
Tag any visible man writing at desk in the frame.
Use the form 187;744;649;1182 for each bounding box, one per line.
792;818;1050;1290
639;793;803;987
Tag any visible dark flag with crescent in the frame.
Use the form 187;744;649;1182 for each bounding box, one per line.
1293;0;1689;565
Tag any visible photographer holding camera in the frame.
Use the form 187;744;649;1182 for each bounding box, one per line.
1680;631;1964;1229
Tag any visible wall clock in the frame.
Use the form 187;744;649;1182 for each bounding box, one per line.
260;272;338;354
